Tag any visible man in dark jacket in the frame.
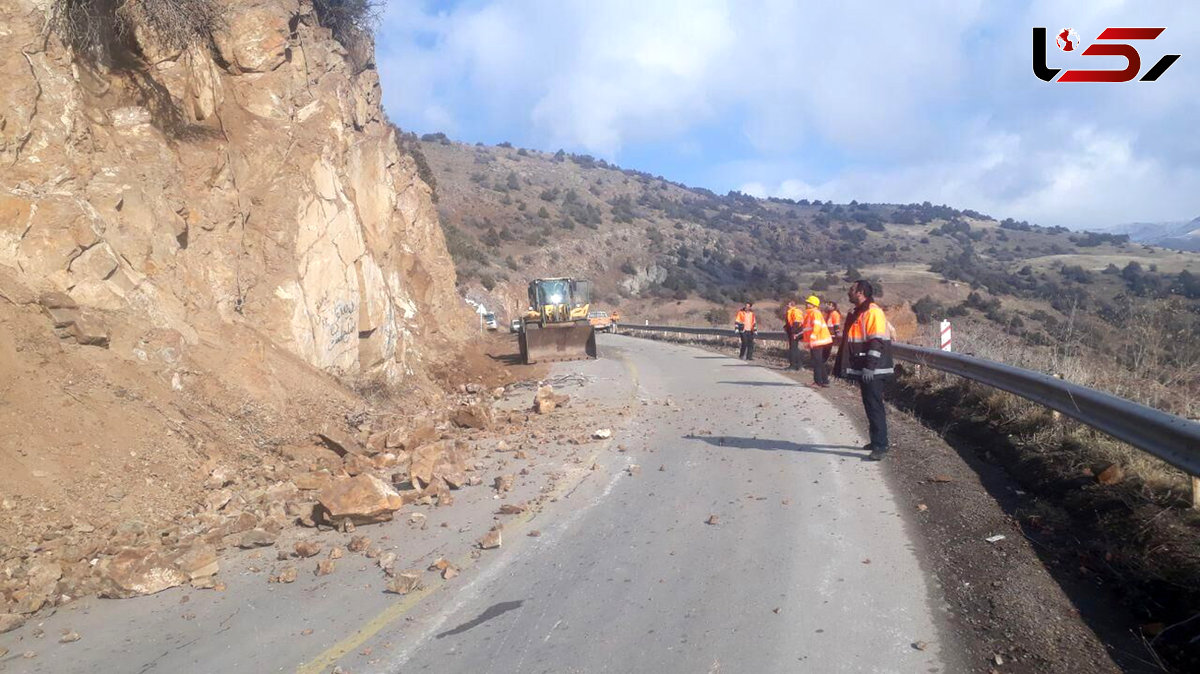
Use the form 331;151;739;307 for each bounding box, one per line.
833;280;894;461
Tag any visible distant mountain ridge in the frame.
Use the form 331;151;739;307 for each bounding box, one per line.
1104;217;1200;252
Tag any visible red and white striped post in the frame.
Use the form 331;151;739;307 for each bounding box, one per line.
939;319;952;352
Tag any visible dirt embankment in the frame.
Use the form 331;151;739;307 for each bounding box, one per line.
0;0;489;634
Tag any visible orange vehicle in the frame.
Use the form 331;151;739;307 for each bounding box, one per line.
588;310;615;332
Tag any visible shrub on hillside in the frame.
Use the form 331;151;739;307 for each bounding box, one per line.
912;296;945;324
313;0;383;55
53;0;218;65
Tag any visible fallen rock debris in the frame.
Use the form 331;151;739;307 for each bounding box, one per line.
386;572;422;595
479;529;502;549
270;567;298;584
294;541;322;558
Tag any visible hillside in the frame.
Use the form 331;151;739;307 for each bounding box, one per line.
411;136;1200;419
418;139;1193;326
0;0;478;620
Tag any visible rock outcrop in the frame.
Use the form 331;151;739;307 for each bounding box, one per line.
0;0;475;615
1;0;470;381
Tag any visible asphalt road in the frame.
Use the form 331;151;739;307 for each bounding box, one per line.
1;334;956;673
349;334;956;673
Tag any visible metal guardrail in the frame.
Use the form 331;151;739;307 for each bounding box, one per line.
619;323;1200;490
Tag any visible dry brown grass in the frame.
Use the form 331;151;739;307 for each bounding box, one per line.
51;0;218;65
908;318;1194;498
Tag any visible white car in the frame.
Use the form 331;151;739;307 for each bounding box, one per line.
482;313;498;330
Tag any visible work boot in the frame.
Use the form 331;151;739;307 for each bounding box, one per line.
864;449;888;462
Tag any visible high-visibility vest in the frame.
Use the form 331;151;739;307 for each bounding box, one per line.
827;310;842;336
785;306;803;332
841;302;894;378
801;306;832;347
735;310;756;331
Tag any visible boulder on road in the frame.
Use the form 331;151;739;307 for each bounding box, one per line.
97;548;189;598
479;529;502;549
294;541;323;558
235;529;278;549
450;402;493;430
170;544;219;580
408;441;468;490
533;386;564;414
386;572;421;595
317;475;404;524
0;613;25;634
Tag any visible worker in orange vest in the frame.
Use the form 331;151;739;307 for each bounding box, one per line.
784;299;804;370
801;295;833;386
825;301;843;340
833;280;894;461
734;302;757;360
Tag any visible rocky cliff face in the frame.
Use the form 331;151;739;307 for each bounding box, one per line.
1;0;470;381
0;0;482;618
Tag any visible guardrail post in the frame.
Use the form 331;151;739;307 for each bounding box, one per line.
1050;374;1063;423
1193;475;1200;510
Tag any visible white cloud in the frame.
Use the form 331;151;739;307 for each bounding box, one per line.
377;0;1200;227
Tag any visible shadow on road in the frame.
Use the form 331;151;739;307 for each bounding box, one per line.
715;380;795;387
436;600;525;639
685;434;865;458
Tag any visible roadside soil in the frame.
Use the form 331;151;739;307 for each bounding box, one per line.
629;331;1162;673
0;330;631;670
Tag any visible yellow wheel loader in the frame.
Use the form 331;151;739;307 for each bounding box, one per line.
518;278;598;364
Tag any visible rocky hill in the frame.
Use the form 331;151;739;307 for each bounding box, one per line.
0;0;479;620
415;137;1200;330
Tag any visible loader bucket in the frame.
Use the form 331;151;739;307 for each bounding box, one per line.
519;321;597;364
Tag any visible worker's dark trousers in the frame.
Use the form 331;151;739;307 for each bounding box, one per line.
788;337;801;369
811;345;831;384
859;376;889;452
739;333;755;360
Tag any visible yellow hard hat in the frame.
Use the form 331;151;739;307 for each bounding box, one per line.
805;295;820;306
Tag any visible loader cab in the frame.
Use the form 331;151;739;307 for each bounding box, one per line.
519;277;598;364
528;278;591;324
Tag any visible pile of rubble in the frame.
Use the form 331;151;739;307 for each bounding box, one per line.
0;383;581;634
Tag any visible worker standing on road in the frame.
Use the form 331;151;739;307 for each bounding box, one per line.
825;301;843;340
784;299;804;370
833;280;894;461
735;302;757;360
801;295;833;387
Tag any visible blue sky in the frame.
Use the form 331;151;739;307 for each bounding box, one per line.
375;0;1199;229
